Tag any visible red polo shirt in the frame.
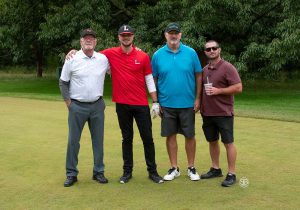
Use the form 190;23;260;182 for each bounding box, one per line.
101;46;152;105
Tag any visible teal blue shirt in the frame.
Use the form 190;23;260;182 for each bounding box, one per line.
152;43;202;108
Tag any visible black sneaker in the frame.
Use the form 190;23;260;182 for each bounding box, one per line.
221;173;236;187
92;173;108;184
64;176;77;187
120;172;132;184
200;167;223;179
149;172;164;184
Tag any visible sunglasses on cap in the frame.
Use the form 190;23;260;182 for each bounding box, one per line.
205;47;219;52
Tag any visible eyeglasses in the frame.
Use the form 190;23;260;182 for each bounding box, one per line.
205;47;219;52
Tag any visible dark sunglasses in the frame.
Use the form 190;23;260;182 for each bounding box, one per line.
205;47;219;52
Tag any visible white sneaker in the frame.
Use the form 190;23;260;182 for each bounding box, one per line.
188;167;200;181
163;167;180;181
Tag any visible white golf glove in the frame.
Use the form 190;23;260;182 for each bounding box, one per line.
151;102;160;119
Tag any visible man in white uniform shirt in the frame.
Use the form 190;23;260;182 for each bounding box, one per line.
59;28;110;187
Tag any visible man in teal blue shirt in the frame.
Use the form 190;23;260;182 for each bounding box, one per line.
152;22;203;181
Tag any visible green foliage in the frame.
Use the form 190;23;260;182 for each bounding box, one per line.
0;0;70;76
130;1;188;55
0;0;44;64
237;0;300;78
0;0;299;79
131;0;300;79
39;0;114;52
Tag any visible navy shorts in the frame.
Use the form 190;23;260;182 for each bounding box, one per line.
202;116;234;144
161;107;195;138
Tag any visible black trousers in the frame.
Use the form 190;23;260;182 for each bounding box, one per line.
116;103;157;174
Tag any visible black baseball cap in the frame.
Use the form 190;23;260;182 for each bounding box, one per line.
165;22;181;33
118;25;134;35
80;28;96;38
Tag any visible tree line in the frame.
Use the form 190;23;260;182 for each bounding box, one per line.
0;0;299;78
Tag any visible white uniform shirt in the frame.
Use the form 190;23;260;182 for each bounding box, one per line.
60;50;109;102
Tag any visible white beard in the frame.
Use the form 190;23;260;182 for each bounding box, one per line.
170;40;179;45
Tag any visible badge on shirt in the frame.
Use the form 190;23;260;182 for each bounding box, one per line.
134;59;140;64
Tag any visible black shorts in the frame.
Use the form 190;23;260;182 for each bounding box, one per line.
202;116;234;144
161;107;195;138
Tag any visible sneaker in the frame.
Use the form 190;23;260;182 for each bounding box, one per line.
221;173;236;187
163;167;180;181
200;167;223;179
119;172;132;184
187;167;200;181
149;172;164;184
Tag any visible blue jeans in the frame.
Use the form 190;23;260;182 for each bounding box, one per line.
116;103;157;174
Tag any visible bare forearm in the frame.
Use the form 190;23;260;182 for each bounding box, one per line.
216;83;242;95
149;91;158;102
195;73;202;100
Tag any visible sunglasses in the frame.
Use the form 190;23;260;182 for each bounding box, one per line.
205;47;219;52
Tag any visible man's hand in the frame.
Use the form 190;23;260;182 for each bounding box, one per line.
66;49;78;60
194;99;200;112
135;46;142;51
210;83;242;95
151;102;160;119
65;99;72;108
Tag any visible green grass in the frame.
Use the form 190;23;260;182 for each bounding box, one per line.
235;80;300;122
0;74;300;209
0;73;113;103
0;74;60;101
0;74;299;121
0;97;299;209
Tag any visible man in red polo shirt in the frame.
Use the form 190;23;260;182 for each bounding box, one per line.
200;40;242;187
102;25;163;184
66;25;163;184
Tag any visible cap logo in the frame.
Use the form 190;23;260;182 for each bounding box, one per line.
118;25;134;34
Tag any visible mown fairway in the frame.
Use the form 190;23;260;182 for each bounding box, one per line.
0;97;299;210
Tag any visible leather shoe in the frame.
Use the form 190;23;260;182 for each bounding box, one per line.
93;173;108;184
64;176;77;187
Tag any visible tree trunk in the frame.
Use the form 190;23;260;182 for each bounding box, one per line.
36;45;43;78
